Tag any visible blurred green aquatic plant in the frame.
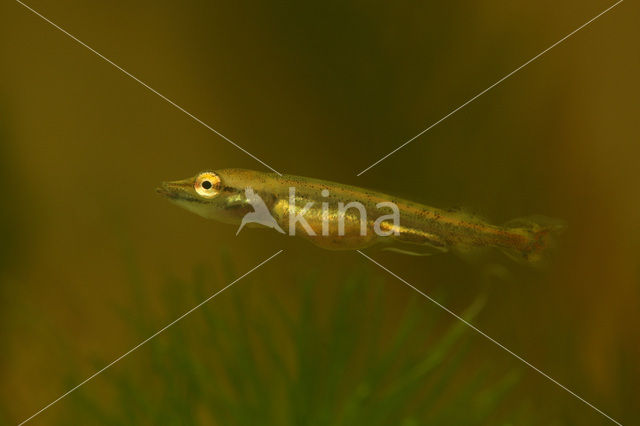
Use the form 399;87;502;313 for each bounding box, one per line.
57;255;535;425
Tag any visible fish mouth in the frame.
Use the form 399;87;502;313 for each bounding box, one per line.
155;183;172;198
156;181;196;201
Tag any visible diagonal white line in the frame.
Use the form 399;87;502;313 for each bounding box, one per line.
17;249;284;426
357;250;622;425
356;0;624;176
15;0;282;176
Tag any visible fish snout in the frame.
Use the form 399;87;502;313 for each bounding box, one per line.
155;182;173;198
156;181;191;199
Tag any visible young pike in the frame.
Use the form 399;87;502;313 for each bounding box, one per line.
157;169;565;265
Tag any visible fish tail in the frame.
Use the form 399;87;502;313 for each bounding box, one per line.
500;215;567;267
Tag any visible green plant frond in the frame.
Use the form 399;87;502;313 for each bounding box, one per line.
58;260;533;426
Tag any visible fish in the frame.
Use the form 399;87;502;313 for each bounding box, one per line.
157;169;565;265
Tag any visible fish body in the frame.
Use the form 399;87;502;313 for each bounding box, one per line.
157;169;564;265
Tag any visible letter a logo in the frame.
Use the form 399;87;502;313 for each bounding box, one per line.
236;187;285;235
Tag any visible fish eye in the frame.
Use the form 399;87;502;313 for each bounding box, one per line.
195;172;220;198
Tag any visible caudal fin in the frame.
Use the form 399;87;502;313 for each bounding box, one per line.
501;215;567;266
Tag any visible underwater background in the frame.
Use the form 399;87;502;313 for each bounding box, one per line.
1;0;638;424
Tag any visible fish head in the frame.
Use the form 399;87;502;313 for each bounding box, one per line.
156;171;243;223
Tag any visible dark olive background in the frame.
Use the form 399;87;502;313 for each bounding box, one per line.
1;0;638;424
